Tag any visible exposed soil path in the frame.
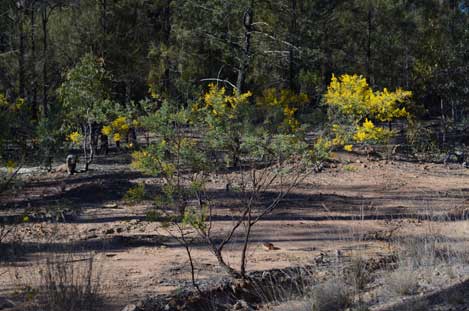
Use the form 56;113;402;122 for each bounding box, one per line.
1;152;468;310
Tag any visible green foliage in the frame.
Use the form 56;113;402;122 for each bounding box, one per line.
131;101;210;220
134;87;325;209
35;107;64;168
145;210;162;222
256;88;310;133
192;84;253;167
182;206;207;231
0;94;33;191
57;54;112;127
343;165;359;173
405;120;441;157
123;183;146;203
132;101;208;177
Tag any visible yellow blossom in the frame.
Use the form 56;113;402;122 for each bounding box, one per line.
67;131;82;144
150;90;159;99
113;133;121;142
354;131;367;142
325;73;411;145
101;125;112;136
6;160;16;174
121;123;130;132
201;84;251;119
112;116;127;129
132;119;140;127
363;118;375;130
325;74;411;122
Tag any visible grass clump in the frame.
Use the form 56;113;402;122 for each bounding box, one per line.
385;266;419;297
37;254;104;311
309;278;353;311
345;257;371;291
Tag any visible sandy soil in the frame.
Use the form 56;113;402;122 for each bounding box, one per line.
0;152;468;310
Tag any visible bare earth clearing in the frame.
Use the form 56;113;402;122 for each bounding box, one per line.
1;152;468;310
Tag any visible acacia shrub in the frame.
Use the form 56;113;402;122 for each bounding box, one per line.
324;74;412;152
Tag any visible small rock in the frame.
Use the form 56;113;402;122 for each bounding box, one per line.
262;271;271;279
232;300;253;311
121;304;138;311
103;203;119;209
262;242;278;251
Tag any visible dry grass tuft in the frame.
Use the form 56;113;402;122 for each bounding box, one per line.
12;253;105;311
308;278;353;311
385;266;420;297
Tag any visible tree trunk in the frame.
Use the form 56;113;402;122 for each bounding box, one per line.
83;125;88;171
236;5;254;94
288;0;298;91
210;242;241;279
30;3;38;120
366;5;374;85
41;4;48;117
100;134;109;155
162;0;172;96
240;207;252;278
16;4;26;99
85;122;94;171
99;0;107;57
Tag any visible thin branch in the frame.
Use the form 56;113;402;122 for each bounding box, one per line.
251;168;313;226
200;78;238;91
217;207;249;253
252;30;300;50
0;163;23;194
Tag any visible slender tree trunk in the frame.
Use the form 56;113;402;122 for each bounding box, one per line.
30;2;38;120
99;0;107;57
85;122;94;171
240;206;252;277
41;4;48;117
210;243;241;278
440;98;447;147
236;4;254;93
83;124;88;171
163;0;172;43
366;5;374;85
288;0;298;91
182;242;201;293
162;0;172;96
16;4;26;99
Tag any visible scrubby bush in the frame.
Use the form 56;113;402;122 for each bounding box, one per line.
58;54;114;170
324;74;412;152
131;85;329;280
